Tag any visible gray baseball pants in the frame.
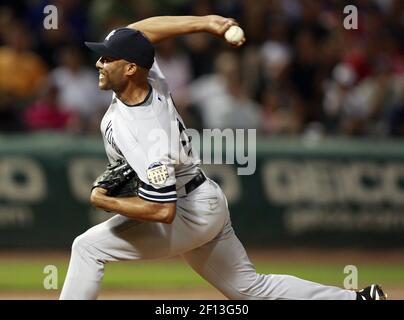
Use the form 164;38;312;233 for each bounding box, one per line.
60;178;356;300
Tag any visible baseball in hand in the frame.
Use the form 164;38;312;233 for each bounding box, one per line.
224;26;244;44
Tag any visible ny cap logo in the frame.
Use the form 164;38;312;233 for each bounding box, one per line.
105;29;116;41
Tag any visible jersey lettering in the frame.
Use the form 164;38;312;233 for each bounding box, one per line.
104;120;123;156
176;118;192;157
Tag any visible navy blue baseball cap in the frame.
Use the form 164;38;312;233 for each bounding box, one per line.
85;27;155;69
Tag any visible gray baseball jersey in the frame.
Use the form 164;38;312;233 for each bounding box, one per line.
60;59;356;300
100;60;200;202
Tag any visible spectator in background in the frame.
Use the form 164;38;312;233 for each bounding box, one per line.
25;0;92;68
261;88;302;135
259;17;302;134
49;46;111;134
0;21;48;132
323;62;362;135
23;83;77;132
88;0;134;37
155;39;192;111
183;33;217;79
0;0;403;137
189;51;261;130
0;22;48;99
323;60;401;136
181;0;218;79
288;29;324;132
88;0;156;38
289;0;328;43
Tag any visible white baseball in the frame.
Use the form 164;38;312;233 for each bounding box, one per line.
224;25;244;44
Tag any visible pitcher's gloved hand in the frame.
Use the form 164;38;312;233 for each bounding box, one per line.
92;159;139;197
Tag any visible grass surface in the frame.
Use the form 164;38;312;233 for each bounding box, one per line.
1;259;403;291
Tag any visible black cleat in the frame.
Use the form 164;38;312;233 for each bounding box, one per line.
356;284;387;300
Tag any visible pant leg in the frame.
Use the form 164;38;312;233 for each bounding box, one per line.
182;219;357;300
60;179;227;300
60;215;164;300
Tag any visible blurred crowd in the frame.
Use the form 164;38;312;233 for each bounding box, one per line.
0;0;403;137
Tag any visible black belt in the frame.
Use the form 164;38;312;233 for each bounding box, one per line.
185;171;206;195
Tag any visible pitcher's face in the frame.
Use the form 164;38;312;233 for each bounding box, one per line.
95;56;128;91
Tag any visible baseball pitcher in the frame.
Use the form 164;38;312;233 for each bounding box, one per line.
59;15;386;300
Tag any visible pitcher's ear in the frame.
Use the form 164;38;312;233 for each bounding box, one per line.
125;63;138;76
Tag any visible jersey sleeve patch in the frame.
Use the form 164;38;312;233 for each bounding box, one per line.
138;182;177;203
147;162;169;186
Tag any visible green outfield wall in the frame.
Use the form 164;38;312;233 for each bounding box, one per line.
1;133;404;249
